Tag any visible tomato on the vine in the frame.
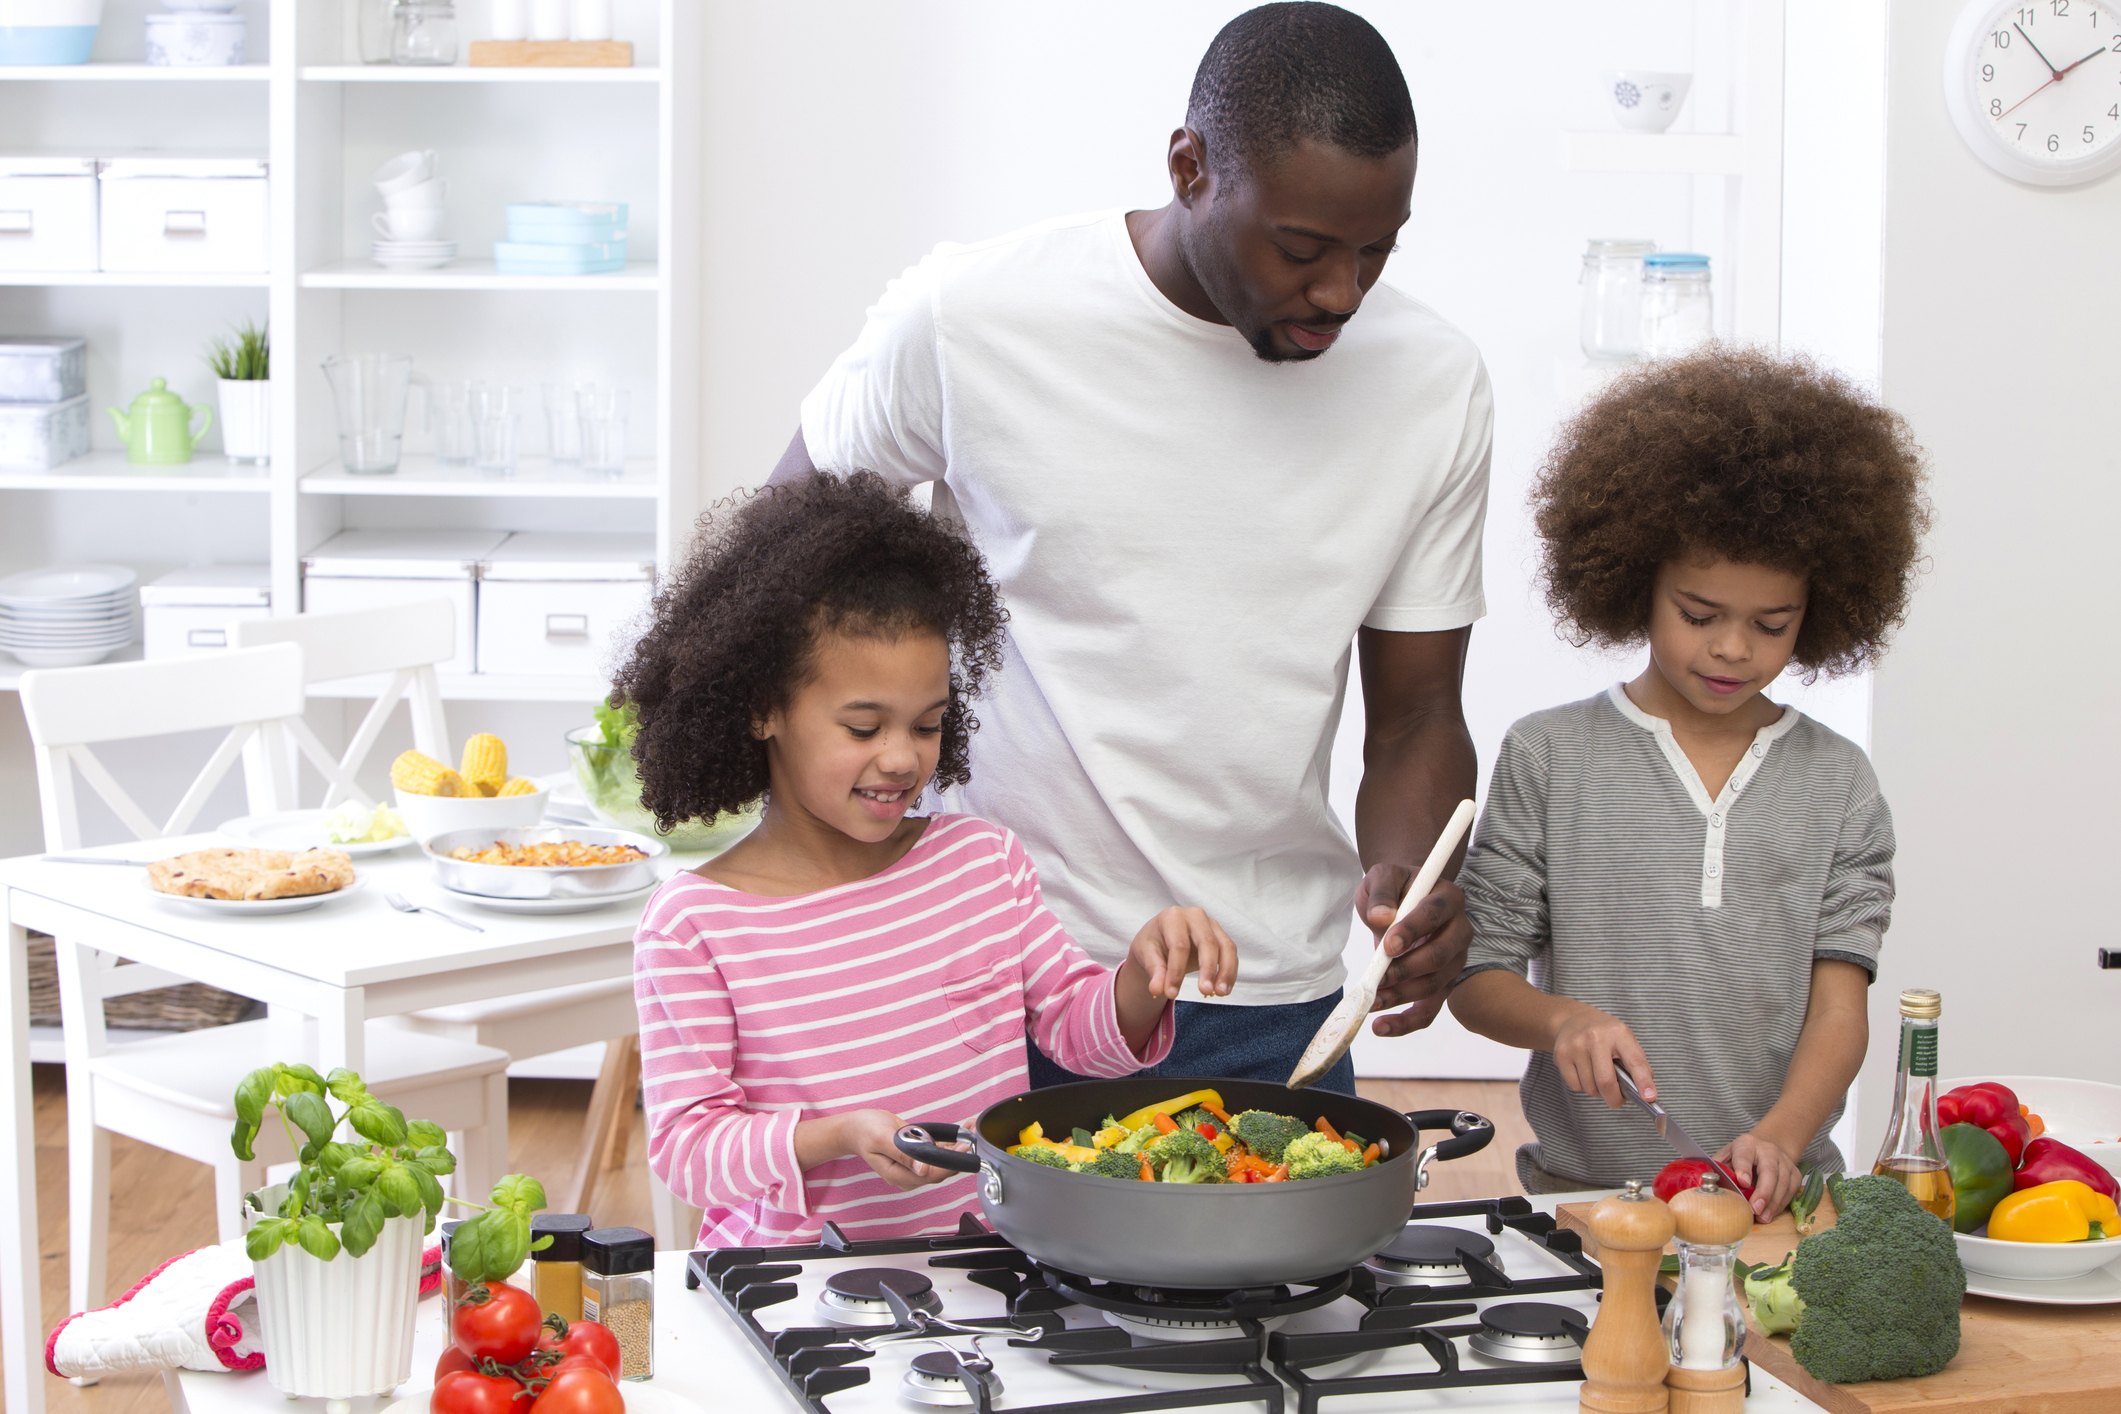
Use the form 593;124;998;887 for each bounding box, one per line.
527;1368;625;1414
535;1319;622;1383
435;1345;478;1384
453;1284;545;1366
431;1371;530;1414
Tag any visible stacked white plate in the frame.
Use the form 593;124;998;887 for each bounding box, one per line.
0;564;138;667
371;239;457;271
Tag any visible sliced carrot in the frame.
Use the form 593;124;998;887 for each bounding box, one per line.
1202;1101;1235;1127
1361;1143;1381;1168
1315;1116;1344;1145
1140;1158;1155;1181
2028;1113;2047;1138
1151;1113;1179;1135
1266;1163;1289;1182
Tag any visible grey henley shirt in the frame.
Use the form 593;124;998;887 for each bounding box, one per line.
1457;685;1894;1187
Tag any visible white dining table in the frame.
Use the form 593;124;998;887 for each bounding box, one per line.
0;831;702;1414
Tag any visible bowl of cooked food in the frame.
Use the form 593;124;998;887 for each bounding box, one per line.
423;826;667;900
391;737;550;845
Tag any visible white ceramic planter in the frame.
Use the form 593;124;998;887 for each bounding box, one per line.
217;378;269;464
246;1184;423;1404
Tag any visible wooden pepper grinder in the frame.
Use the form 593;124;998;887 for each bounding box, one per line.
1663;1176;1753;1414
1580;1178;1676;1414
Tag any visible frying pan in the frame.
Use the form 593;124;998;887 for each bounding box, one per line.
894;1074;1493;1290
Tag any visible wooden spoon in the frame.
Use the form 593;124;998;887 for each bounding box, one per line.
1284;798;1477;1090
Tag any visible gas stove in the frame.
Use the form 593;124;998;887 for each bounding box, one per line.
683;1196;1720;1414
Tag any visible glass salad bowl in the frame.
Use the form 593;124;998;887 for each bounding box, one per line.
564;725;758;854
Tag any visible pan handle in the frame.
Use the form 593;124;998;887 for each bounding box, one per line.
1405;1109;1495;1192
893;1121;983;1175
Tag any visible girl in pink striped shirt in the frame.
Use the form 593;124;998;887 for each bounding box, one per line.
614;473;1239;1246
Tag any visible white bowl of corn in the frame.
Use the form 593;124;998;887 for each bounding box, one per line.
390;734;548;846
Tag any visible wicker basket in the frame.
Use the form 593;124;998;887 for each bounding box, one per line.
27;934;254;1031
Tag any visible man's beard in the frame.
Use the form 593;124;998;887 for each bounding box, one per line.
1179;217;1322;364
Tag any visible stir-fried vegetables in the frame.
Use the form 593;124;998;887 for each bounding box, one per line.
1005;1091;1383;1186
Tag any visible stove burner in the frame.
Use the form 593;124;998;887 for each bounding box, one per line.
898;1349;1004;1408
812;1267;943;1328
1362;1223;1503;1285
1465;1301;1587;1365
1041;1265;1353;1332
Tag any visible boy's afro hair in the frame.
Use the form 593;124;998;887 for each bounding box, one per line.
611;471;1008;832
1531;344;1929;677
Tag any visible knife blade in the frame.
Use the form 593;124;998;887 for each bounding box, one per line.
1614;1063;1746;1195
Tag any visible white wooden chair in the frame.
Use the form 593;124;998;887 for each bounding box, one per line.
231;601;650;1220
17;644;512;1334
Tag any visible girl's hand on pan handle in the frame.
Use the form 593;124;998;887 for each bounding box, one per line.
800;1109;968;1191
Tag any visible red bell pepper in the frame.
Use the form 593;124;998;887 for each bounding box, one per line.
2013;1136;2120;1203
1652;1157;1756;1203
1937;1083;2031;1166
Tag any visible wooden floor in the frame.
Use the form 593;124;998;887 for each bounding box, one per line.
11;1070;1528;1414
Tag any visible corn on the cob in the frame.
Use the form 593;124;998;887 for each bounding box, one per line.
459;733;508;795
496;777;540;797
390;751;467;797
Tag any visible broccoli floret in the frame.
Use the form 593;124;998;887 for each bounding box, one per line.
1780;1175;1965;1383
1173;1106;1222;1136
1147;1129;1225;1183
1113;1125;1160;1155
1284;1131;1364;1180
1007;1144;1076;1171
1744;1256;1804;1335
1074;1149;1152;1180
1230;1110;1308;1164
1100;1114;1120;1130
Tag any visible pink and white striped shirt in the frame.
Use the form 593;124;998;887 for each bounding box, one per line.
634;813;1172;1247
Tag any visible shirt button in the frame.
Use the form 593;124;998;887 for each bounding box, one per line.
1705;863;1721;879
1751;743;1767;758
1711;814;1723;827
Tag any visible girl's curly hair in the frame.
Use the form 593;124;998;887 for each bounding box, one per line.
612;472;1008;832
1531;345;1930;677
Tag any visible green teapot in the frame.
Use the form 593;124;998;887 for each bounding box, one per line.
109;378;213;465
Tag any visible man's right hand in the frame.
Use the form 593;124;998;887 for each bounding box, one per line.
1357;864;1473;1037
1550;1005;1655;1109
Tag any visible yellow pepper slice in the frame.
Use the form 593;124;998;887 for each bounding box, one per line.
1211;1131;1235;1154
1010;1137;1100;1164
1018;1121;1045;1148
1117;1089;1225;1133
1093;1125;1129;1150
1988;1180;2121;1243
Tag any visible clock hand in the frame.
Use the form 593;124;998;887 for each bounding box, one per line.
1997;74;2058;119
2054;45;2109;80
2015;21;2063;78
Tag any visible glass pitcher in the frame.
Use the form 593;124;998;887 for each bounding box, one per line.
322;355;424;475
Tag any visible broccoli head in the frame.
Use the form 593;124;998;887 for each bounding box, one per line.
1230;1110;1308;1164
1173;1106;1223;1136
1284;1131;1364;1180
1783;1175;1965;1383
1112;1125;1160;1156
1147;1129;1226;1183
1007;1144;1076;1171
1074;1149;1152;1180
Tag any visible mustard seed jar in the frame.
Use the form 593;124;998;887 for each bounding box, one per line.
581;1226;654;1380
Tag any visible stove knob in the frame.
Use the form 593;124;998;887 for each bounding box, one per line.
981;1162;1005;1206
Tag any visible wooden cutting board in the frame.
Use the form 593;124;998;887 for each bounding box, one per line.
1558;1197;2121;1414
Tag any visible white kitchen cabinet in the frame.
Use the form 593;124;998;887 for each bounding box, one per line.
98;157;270;274
0;158;98;272
475;531;652;677
302;529;508;677
139;564;272;658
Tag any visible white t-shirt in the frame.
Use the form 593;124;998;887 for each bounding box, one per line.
800;209;1491;1005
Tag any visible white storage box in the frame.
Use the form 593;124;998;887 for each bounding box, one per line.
99;157;268;274
0;394;90;469
0;157;98;273
0;336;88;403
303;530;507;676
141;565;271;659
476;532;654;677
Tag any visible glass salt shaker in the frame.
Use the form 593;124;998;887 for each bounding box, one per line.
1579;238;1655;363
1661;1174;1752;1410
1640;252;1714;358
581;1226;654;1381
391;1;460;66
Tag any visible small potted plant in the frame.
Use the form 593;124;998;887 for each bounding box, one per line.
234;1063;547;1406
206;320;269;465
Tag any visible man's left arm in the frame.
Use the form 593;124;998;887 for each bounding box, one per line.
1353;624;1478;1036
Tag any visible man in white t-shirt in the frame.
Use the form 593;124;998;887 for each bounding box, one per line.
774;3;1489;1094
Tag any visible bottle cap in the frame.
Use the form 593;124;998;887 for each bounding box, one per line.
582;1225;655;1276
438;1218;462;1259
1899;988;1941;1018
531;1213;595;1262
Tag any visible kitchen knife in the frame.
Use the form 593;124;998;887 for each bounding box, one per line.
1614;1063;1746;1195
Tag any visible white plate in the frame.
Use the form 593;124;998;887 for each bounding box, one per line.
0;629;133;644
219;809;416;857
1965;1262;2121;1305
439;879;662;914
1;643;129;667
372;254;457;270
144;874;364;915
0;563;137;604
381;1383;704;1414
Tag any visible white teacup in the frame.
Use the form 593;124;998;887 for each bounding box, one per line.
372;149;438;197
1607;70;1692;132
385;177;450;213
374;208;446;241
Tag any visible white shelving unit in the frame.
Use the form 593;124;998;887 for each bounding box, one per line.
0;0;701;711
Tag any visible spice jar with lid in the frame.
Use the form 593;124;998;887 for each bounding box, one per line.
1640;252;1714;357
1579;238;1656;362
581;1226;654;1380
531;1214;594;1324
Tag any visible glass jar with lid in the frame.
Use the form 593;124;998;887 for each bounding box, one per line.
1640;252;1714;357
391;1;460;65
1579;239;1656;362
581;1226;654;1380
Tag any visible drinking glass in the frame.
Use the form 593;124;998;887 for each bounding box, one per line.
474;385;523;474
433;380;477;466
322;354;416;475
391;1;460;65
543;382;583;464
577;386;628;476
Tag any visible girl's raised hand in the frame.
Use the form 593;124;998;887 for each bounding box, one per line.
1130;906;1238;1001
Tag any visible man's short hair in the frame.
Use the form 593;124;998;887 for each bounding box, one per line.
1186;3;1415;179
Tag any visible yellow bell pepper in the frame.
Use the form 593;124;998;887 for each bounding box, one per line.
1211;1131;1235;1154
1093;1124;1129;1150
1117;1089;1225;1133
1018;1121;1045;1148
1987;1180;2120;1243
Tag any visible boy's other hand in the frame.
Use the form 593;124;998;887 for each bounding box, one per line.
842;1109;967;1192
1131;906;1238;1000
1718;1132;1802;1223
1357;869;1473;1037
1550;1005;1655;1110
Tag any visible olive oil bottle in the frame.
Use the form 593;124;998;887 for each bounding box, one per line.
1871;988;1954;1224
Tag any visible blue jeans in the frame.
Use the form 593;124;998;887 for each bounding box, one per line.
1025;990;1358;1097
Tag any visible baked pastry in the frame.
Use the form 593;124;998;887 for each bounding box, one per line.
148;848;355;901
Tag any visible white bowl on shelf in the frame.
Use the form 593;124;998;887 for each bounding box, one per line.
394;786;547;848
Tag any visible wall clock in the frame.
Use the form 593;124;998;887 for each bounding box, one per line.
1944;0;2121;185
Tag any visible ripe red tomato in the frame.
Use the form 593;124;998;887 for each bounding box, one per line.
535;1320;622;1383
453;1284;545;1366
435;1344;478;1384
527;1368;625;1414
1652;1157;1755;1203
431;1371;529;1414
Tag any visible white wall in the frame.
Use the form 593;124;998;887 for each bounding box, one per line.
1856;0;2121;1155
